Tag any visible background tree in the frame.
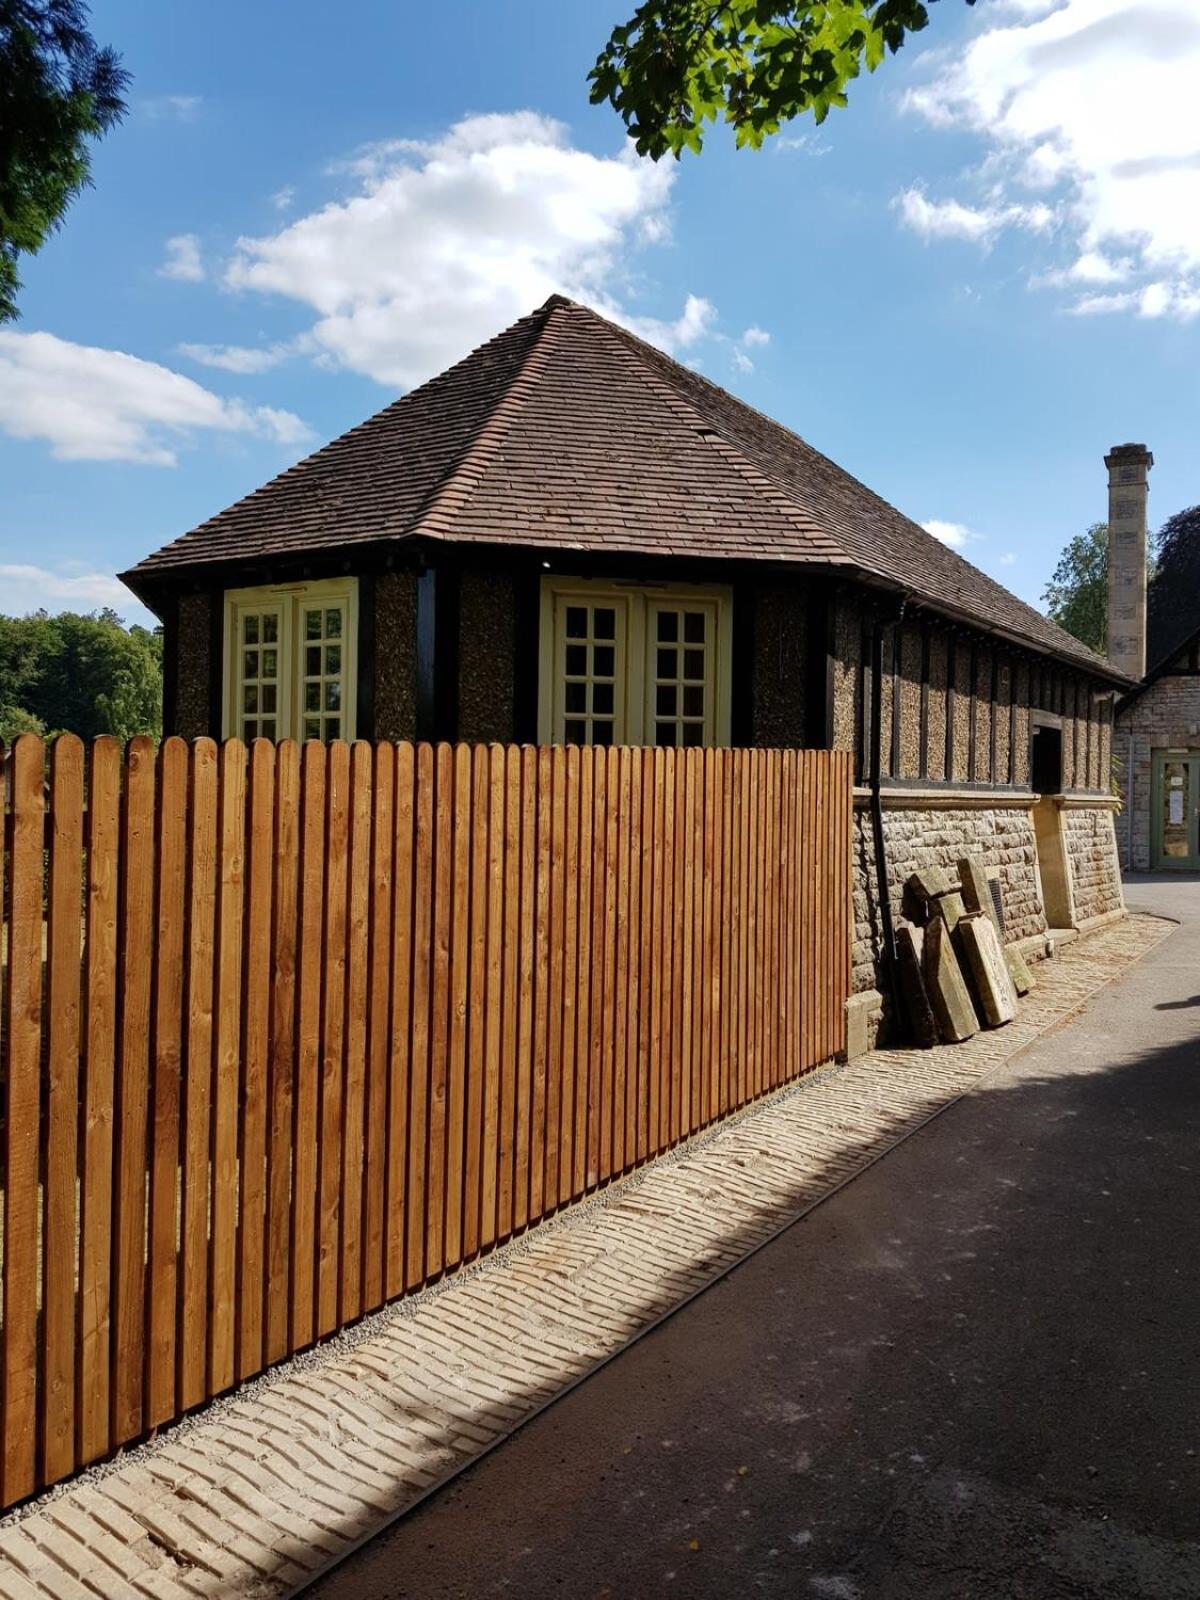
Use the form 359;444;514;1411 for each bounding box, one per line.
0;0;127;322
591;0;971;159
1042;522;1109;656
0;609;162;741
1145;504;1200;666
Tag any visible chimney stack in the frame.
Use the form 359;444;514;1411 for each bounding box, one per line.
1105;442;1153;680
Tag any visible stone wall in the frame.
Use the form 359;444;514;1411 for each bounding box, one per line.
1115;673;1200;870
851;795;1048;1046
1062;804;1125;922
373;569;419;741
175;591;214;739
458;568;517;743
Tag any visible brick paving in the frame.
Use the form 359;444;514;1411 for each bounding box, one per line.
0;913;1172;1600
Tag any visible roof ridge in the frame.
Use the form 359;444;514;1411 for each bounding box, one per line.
411;300;561;540
567;302;854;569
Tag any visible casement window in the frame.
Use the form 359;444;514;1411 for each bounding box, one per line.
223;578;357;743
538;578;732;747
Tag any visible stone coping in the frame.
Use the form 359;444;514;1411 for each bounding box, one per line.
851;788;1119;813
0;913;1172;1600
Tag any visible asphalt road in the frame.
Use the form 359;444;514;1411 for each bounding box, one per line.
312;877;1200;1600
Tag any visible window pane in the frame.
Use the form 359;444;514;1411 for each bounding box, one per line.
565;681;586;713
565;606;587;639
263;614;278;643
242;719;255;741
564;719;586;744
325;645;341;675
326;718;340;741
261;718;276;739
592;681;613;715
655;722;676;747
683;649;704;681
304;717;321;740
683;685;704;717
656;610;678;643
684;611;705;644
262;648;278;679
592;720;613;747
306;646;321;676
305;681;321;712
657;648;676;680
565;644;587;676
262;684;277;713
325;680;341;711
593;645;614;678
326;608;342;638
593;607;616;640
656;684;677;716
243;649;259;680
243;685;259;713
306;610;322;640
682;722;703;747
243;615;260;644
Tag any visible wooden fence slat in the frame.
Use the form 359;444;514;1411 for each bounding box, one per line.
497;745;522;1239
386;742;415;1299
530;747;551;1214
405;742;434;1289
463;743;490;1260
112;735;156;1444
317;740;349;1334
145;737;187;1430
587;749;607;1185
237;740;274;1382
444;744;472;1269
612;747;631;1174
571;746;593;1195
479;746;506;1251
3;736;44;1503
514;745;537;1227
179;739;217;1410
265;740;299;1364
43;735;84;1483
544;746;566;1209
78;738;120;1463
209;739;246;1395
425;743;453;1280
339;741;372;1323
364;741;395;1312
558;746;580;1205
290;740;326;1348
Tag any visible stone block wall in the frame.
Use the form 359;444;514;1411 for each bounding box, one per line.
1062;804;1125;922
1115;673;1200;870
851;796;1048;1046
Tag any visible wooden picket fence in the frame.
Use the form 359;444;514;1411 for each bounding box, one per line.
0;734;852;1510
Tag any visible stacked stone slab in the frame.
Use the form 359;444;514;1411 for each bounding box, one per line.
956;914;1019;1026
922;913;978;1043
959;853;1035;996
896;925;939;1049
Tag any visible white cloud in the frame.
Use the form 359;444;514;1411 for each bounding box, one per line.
896;187;1053;246
159;234;205;282
0;565;153;624
900;0;1200;319
0;330;311;465
178;340;293;374
922;518;977;549
741;325;770;347
998;551;1017;566
142;94;202;122
223;110;715;388
731;347;754;374
270;185;296;212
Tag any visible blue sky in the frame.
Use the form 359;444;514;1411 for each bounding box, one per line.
3;0;1198;630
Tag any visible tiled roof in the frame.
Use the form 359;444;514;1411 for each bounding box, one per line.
123;296;1125;681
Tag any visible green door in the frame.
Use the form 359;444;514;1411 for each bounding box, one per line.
1152;751;1200;869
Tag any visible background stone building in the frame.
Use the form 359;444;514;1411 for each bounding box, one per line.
123;296;1132;1049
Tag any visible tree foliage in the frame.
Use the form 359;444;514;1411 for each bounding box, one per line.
590;0;971;159
0;0;127;322
0;609;162;743
1042;522;1109;656
1145;503;1200;664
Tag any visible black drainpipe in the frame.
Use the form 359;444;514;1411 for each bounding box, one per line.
869;598;907;1038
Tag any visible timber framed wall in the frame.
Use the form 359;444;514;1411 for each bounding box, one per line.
0;734;852;1511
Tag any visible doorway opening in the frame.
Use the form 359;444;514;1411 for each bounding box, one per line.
1030;719;1074;929
1151;750;1200;870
